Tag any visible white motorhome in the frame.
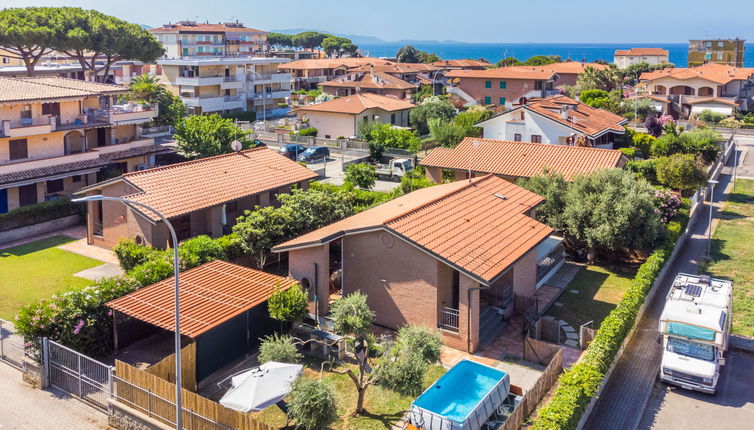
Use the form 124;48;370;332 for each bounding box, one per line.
659;273;732;394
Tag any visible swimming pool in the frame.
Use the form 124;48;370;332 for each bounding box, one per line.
409;360;510;430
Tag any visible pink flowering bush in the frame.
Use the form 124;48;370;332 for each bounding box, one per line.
15;277;140;358
654;190;682;223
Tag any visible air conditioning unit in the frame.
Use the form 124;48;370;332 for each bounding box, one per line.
136;164;148;171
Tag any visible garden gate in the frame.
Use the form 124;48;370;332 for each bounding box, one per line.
45;338;113;410
0;318;26;369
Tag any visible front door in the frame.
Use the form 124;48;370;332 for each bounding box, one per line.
18;184;38;207
0;189;8;214
97;128;107;147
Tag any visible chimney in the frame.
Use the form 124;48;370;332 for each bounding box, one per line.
560;105;569;120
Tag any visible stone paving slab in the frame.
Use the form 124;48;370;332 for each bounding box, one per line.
58;238;120;265
74;263;124;281
0;363;108;429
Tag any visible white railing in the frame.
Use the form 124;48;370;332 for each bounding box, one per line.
438;307;460;333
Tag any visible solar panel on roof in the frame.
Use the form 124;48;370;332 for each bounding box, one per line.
685;284;703;297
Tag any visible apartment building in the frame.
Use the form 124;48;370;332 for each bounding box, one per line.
688;38;745;67
158;57;292;117
613;48;670;68
150;21;269;59
445;67;557;109
0;77;167;214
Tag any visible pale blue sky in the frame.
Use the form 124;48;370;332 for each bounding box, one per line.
5;0;753;44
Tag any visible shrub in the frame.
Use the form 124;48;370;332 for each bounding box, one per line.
719;117;743;128
214;233;245;260
696;109;726;125
0;198;84;232
409;96;456;135
287;378;337;430
619;147;636;160
258;333;303;364
630;132;656;157
368;141;385;162
370;123;421;152
344;163;377;190
653;190;682;224
645;113;663;137
684;128;722;165
15;277;141;358
130;254;175;286
114;238;160;272
655;154;707;193
392;170;435;196
296;127;318;137
179;235;225;264
268;284;308;324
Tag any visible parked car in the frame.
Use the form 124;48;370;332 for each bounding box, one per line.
278;144;307;160
249;139;266;148
297;147;330;162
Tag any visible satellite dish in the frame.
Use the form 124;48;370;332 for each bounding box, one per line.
230;140;243;152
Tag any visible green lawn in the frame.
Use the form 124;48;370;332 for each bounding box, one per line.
250;363;446;429
545;264;637;329
707;179;754;336
0;235;102;320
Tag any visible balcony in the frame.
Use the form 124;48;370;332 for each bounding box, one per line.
294;76;328;84
174;75;224;86
94;104;158;126
1;118;54;138
182;96;245;111
221;76;244;90
250;90;291;103
247;72;292;84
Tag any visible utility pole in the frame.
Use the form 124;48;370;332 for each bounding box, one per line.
706;179;719;260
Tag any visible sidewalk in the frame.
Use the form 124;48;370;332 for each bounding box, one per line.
582;156;736;430
0;364;108;429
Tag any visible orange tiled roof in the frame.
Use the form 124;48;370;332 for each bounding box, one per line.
615;48;669;56
150;23;266;34
82;148;317;221
420;137;626;181
445;67;555;80
321;71;417;90
517;95;628;137
0;76;125;103
687;97;739;106
107;260;298;337
430;59;492;68
274;175;552;284
535;62;608;74
279;57;387;70
640;63;754;85
347;62;440;73
295;93;414;114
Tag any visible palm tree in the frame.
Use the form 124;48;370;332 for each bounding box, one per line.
127;74;166;105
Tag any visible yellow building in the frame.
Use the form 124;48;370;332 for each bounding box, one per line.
689;38;746;67
0;77;168;214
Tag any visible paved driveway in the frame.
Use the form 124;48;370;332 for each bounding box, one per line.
0;364;108;429
638;350;754;430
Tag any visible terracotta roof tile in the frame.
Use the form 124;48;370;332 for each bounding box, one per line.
640;63;754;85
347;62;439;73
430;59;492;69
445;62;605;80
150;23;266;34
295;93;414;115
615;48;669;56
0;76;124;103
518;95;628;137
83;147;317;221
279;57;387;70
274;175;552;284
321;71;417;90
107;260;298;337
687;97;740;106
420;137;626;181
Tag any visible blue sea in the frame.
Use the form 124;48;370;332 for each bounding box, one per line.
357;42;754;68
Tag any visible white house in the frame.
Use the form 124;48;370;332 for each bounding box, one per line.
614;48;670;68
476;95;628;149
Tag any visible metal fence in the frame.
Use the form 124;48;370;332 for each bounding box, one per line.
46;338;113;410
112;375;233;430
0;318;26;369
438;307;460;333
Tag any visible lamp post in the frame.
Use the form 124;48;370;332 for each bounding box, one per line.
706;179;719;260
73;195;183;430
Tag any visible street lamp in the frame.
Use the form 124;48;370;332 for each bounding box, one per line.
72;195;183;430
706;179;719;260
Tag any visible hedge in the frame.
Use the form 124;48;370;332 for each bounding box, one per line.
0;198;84;232
220;110;257;122
531;219;684;430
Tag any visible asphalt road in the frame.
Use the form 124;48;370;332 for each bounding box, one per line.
638;350;754;430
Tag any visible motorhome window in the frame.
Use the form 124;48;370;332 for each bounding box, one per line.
666;337;715;362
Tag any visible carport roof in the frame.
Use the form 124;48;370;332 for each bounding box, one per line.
107;260;299;338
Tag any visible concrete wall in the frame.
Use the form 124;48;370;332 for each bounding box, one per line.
0;214;81;245
299;111;356;139
482;109;576;144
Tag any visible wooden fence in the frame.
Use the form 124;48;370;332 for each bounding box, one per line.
145;342;197;391
500;348;563;430
114;360;273;430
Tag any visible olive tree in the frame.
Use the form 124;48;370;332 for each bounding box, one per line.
268;284;308;325
287;378;337;430
344;163;377;190
173;114;247;159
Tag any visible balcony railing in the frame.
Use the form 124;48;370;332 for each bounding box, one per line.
224;94;242;102
438;307;460;333
223;75;239;82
